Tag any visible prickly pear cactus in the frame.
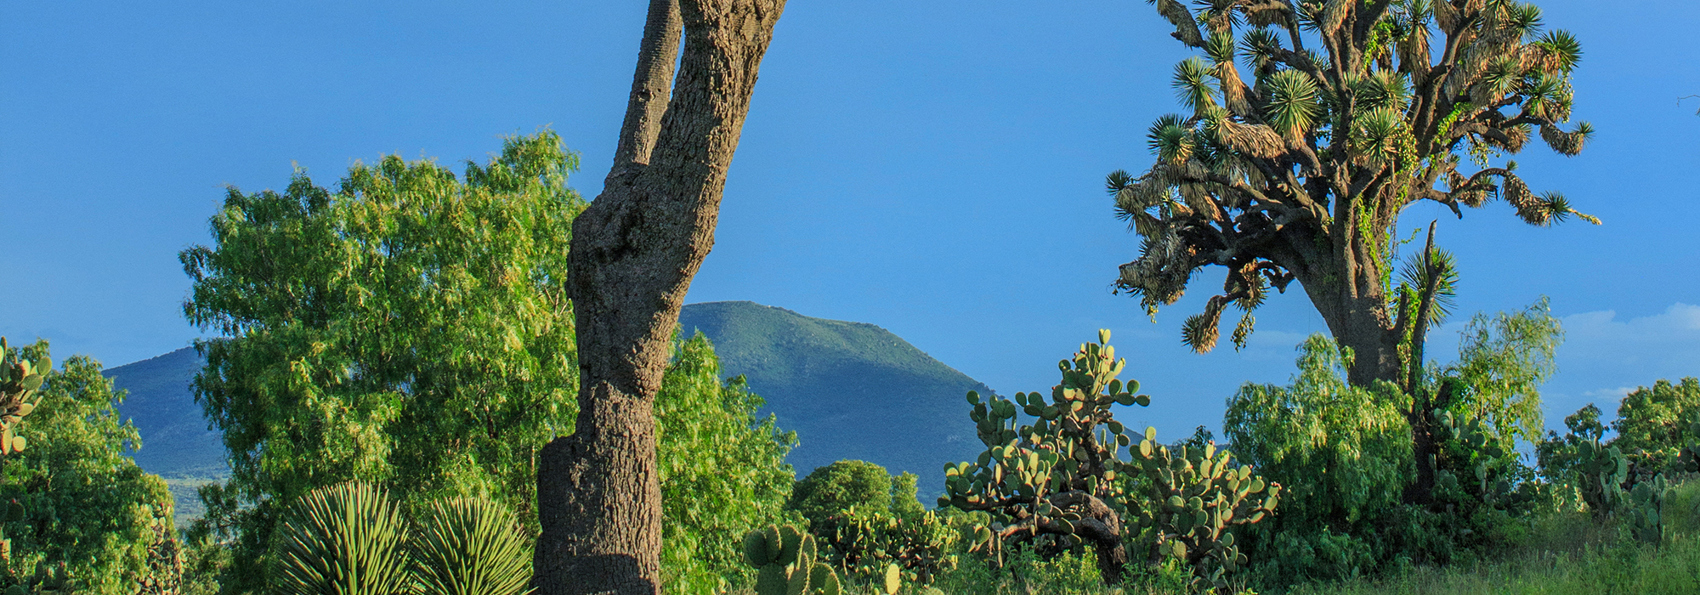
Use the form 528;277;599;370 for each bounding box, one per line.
940;330;1150;583
0;337;49;459
741;524;841;595
1625;474;1668;545
820;506;956;585
1433;409;1521;502
1573;439;1630;518
1130;428;1279;592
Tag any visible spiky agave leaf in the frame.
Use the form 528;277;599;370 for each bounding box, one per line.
1350;106;1406;165
411;497;534;595
1354;70;1412;112
274;481;411;595
1239;27;1283;73
1502;1;1544;40
1537;191;1600;225
1263;69;1321;140
1519;73;1566;119
1148;114;1197;163
1399;246;1458;328
1530;30;1582;73
1173;57;1219;114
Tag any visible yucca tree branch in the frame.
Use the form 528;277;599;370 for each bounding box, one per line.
1115;0;1594;385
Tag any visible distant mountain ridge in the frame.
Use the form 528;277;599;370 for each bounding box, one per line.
104;301;994;517
678;301;993;495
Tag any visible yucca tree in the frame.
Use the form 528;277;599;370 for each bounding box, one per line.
1109;0;1593;386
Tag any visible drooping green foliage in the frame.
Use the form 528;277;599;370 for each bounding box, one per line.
273;482;411;595
178;132;583;589
0;341;180;592
1225;336;1412;583
1436;300;1562;448
656;333;796;593
741;524;842;595
409;497;533;595
1227;313;1557;588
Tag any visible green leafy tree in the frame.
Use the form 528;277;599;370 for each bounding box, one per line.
1611;378;1700;477
656;333;796;593
1110;0;1595;386
790;461;903;531
179;132;584;592
0;341;180;592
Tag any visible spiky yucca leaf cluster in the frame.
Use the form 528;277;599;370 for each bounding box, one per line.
273;482;533;595
1115;0;1598;354
274;482;412;595
410;498;533;595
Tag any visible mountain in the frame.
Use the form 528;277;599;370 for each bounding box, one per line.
678;301;993;497
103;346;227;523
101;301;995;520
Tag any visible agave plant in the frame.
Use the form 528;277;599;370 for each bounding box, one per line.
273;481;411;595
410;497;533;595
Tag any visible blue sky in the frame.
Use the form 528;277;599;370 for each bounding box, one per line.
2;1;1697;442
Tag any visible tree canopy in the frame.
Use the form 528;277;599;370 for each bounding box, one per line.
1110;0;1594;385
180;132;585;589
1;341;179;592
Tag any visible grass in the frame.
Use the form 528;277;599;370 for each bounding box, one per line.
1290;478;1700;595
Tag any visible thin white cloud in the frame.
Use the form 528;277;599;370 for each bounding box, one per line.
1542;304;1700;428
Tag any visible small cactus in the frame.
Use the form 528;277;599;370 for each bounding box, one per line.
1131;428;1278;592
1625;474;1668;545
1574;439;1630;517
741;524;840;595
0;337;49;458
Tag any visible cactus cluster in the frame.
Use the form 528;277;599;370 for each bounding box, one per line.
940;330;1280;587
820;507;957;585
0;338;48;458
1433;409;1518;501
741;524;841;595
1625;474;1668;545
1130;427;1279;591
940;330;1149;583
1572;439;1630;517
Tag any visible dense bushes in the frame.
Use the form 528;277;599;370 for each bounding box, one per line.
0;341;180;593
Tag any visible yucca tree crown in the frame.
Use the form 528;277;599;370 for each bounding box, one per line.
1111;0;1594;356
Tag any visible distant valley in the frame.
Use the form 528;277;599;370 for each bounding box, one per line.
105;301;995;523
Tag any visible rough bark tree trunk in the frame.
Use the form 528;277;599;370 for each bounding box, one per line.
532;1;786;593
1297;267;1402;387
